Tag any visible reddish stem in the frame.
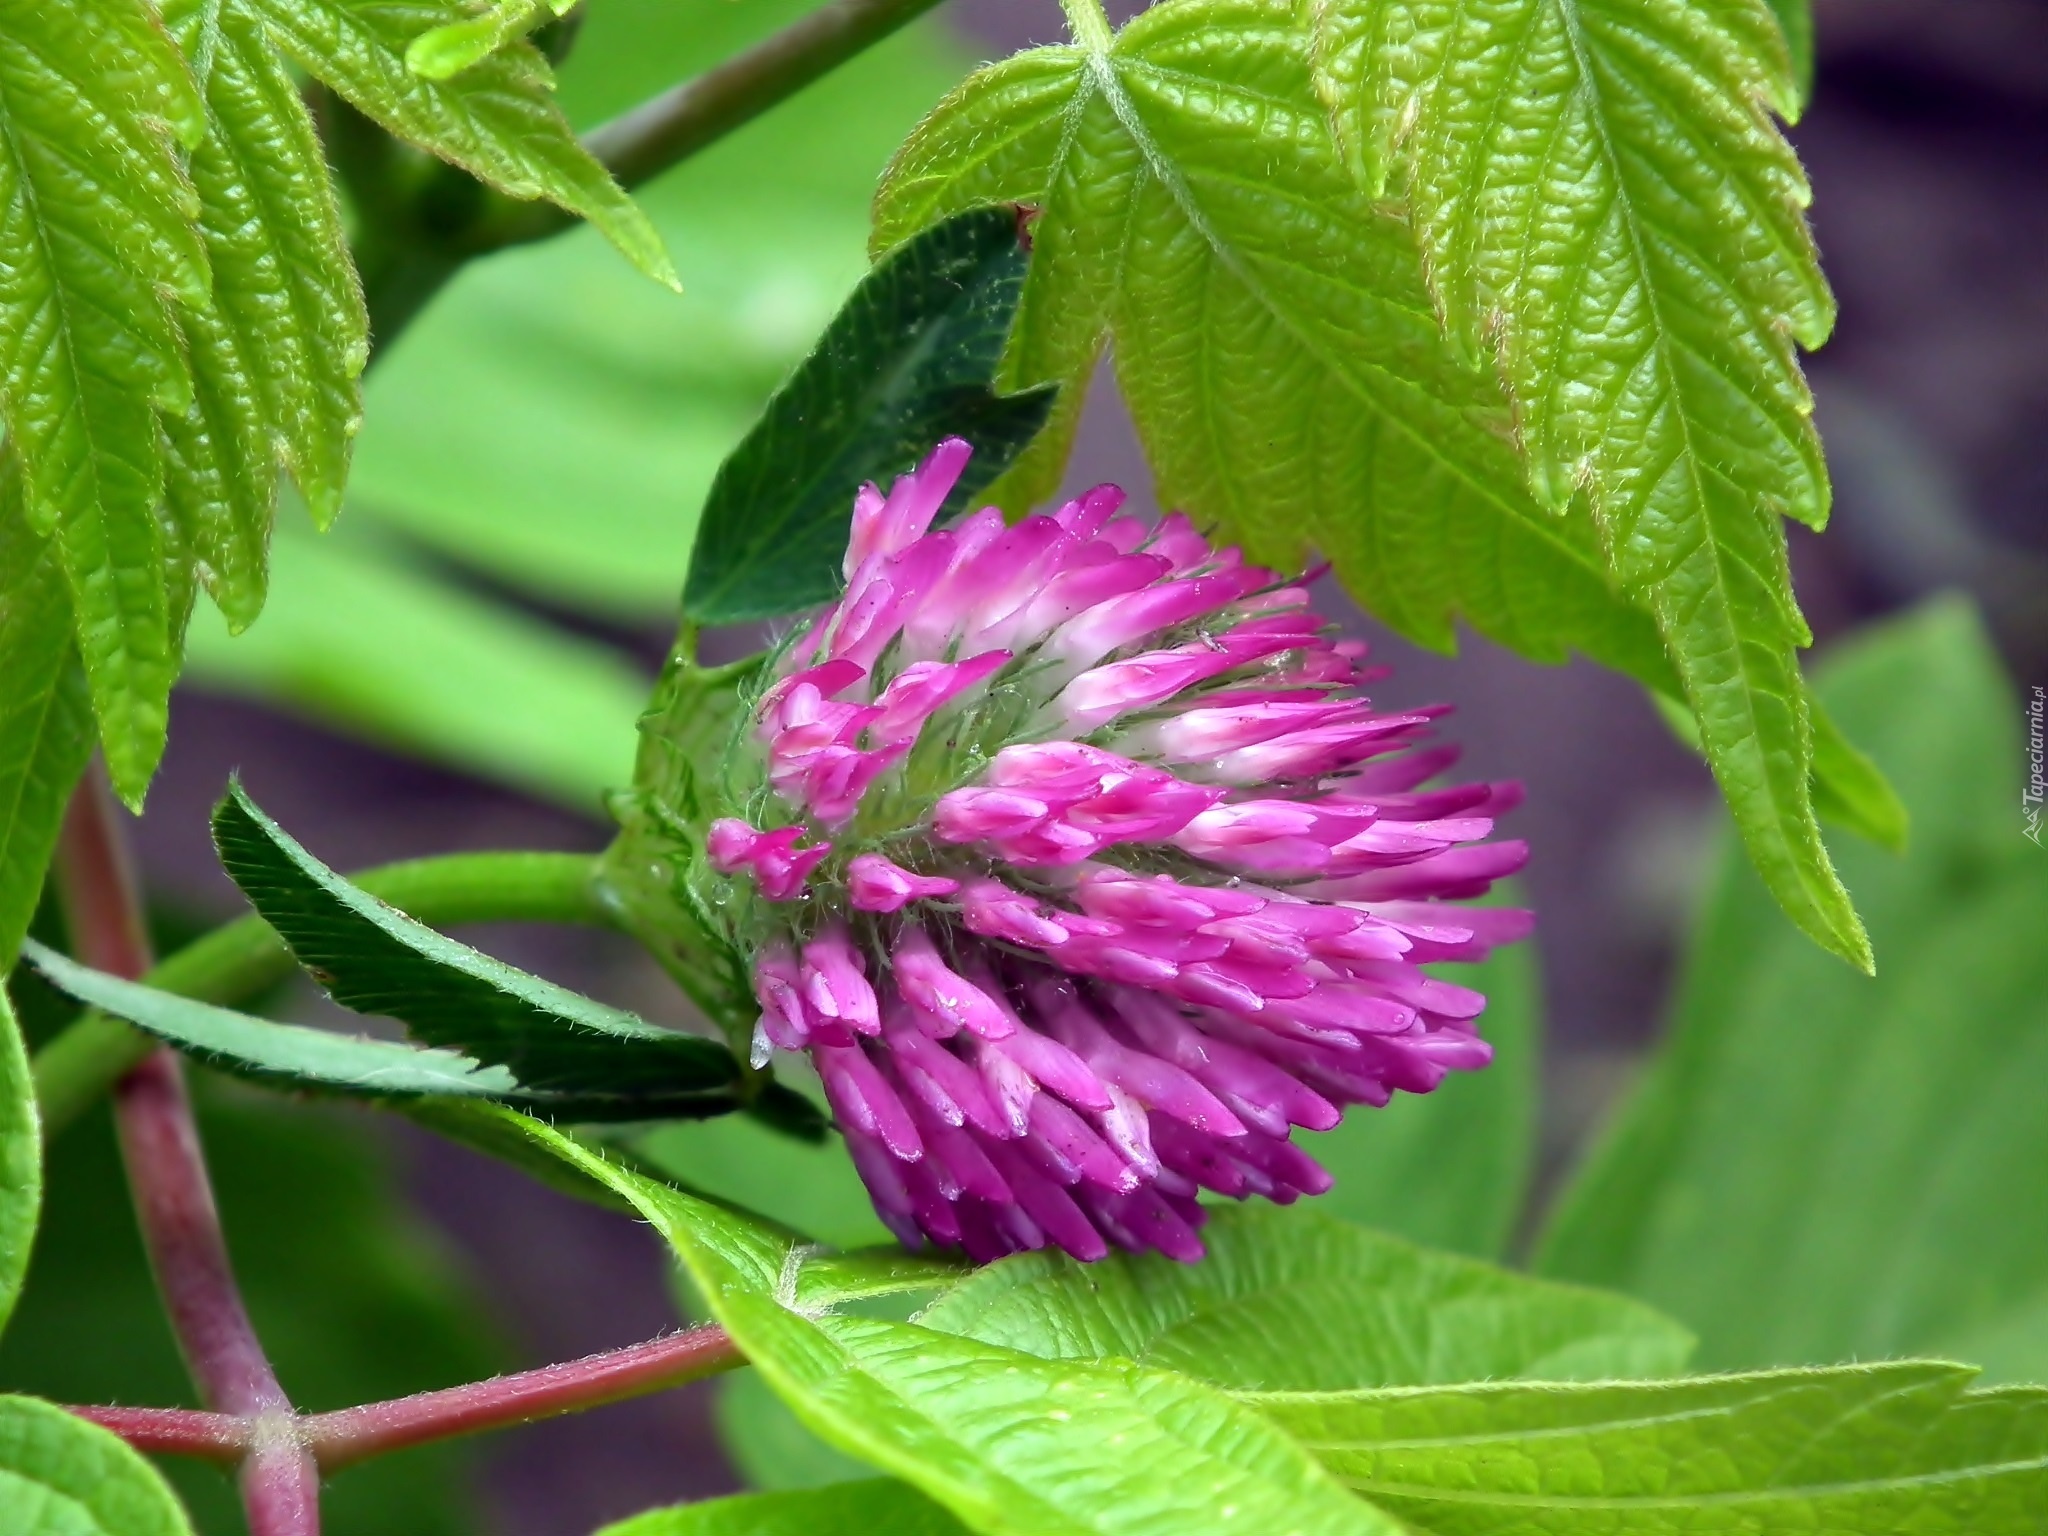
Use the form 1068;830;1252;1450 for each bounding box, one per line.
57;771;321;1536
70;1406;251;1463
66;1324;743;1469
303;1325;743;1470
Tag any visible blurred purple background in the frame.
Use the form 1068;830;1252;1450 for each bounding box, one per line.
120;2;2048;1529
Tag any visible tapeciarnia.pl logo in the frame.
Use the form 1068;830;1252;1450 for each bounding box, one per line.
2026;684;2045;846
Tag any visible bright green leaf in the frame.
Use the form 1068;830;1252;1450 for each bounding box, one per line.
683;204;1056;625
406;0;550;81
1322;0;1861;966
599;1479;968;1536
919;1204;1690;1393
0;985;39;1335
1538;599;2048;1379
0;476;95;969
210;783;767;1112
243;0;674;287
489;1110;1406;1536
1254;1362;2048;1533
182;514;645;812
0;0;211;803
0;1395;194;1536
1764;0;1816;106
1300;899;1537;1257
873;2;1678;733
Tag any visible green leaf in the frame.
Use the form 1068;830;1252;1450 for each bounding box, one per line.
209;783;771;1113
1765;0;1816;106
1300;897;1538;1257
1538;598;2048;1379
183;512;645;811
1253;1362;2048;1534
0;1395;194;1536
0;984;39;1336
0;1076;499;1535
684;205;1056;626
244;0;674;287
488;1110;1407;1536
1322;0;1861;966
919;1204;1691;1393
599;1479;968;1536
717;1370;882;1492
406;0;550;81
0;475;95;969
873;4;1677;725
164;0;368;559
0;0;211;803
1807;689;1909;852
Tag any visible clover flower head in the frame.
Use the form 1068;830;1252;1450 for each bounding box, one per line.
703;439;1529;1263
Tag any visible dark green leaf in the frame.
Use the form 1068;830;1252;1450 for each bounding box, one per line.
0;985;38;1336
0;0;211;803
919;1204;1691;1393
244;0;674;286
1255;1362;2048;1534
1765;0;1816;106
716;1370;880;1492
21;940;772;1123
1808;690;1909;853
684;205;1056;625
1300;899;1538;1257
0;1395;193;1536
0;474;95;969
212;782;754;1111
598;1479;968;1536
1538;599;2048;1379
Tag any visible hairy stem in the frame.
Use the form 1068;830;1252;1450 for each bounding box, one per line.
32;850;610;1139
56;772;320;1536
360;0;947;347
1059;0;1116;50
66;1324;743;1470
303;1324;743;1469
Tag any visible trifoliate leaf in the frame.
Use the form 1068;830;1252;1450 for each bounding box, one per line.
0;0;211;802
0;470;95;969
210;782;785;1116
1323;0;1861;967
245;0;675;287
872;4;1676;721
919;1204;1691;1392
1254;1362;2048;1533
684;205;1057;626
0;1395;195;1536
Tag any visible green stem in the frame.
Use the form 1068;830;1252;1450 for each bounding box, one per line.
361;0;949;351
1059;0;1116;51
31;851;611;1140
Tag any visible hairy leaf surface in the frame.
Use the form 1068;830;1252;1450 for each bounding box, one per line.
920;1204;1690;1392
0;1396;194;1536
1323;0;1859;964
1539;600;2048;1379
1255;1363;2048;1532
684;205;1056;626
211;784;761;1110
245;0;673;286
0;0;210;801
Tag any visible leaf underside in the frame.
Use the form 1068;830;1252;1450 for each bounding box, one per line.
684;204;1057;626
